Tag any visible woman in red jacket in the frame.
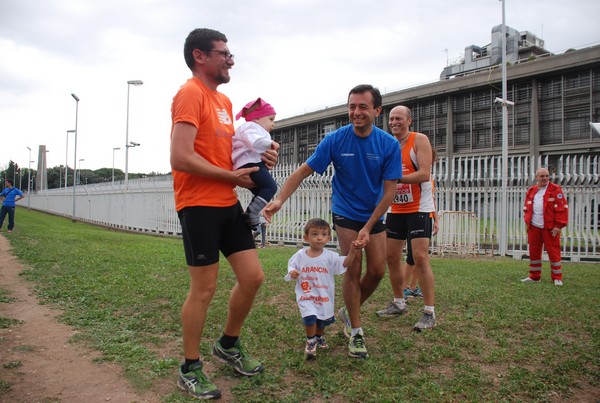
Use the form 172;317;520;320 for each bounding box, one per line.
522;167;568;286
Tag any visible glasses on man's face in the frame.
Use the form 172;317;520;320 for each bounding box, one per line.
207;49;234;60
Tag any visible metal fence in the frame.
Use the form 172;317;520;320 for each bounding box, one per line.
25;154;599;261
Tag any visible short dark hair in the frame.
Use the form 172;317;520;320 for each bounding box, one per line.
6;179;13;186
304;218;331;235
184;28;228;70
348;84;382;109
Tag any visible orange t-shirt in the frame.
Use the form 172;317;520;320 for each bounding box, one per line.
171;77;237;210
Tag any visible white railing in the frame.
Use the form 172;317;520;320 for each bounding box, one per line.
433;211;478;256
24;154;600;260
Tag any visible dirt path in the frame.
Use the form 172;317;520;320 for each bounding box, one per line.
0;235;163;402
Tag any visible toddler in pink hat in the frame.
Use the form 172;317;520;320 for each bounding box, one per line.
232;97;280;230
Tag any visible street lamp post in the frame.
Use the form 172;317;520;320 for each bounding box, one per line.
499;0;510;256
112;147;120;184
78;158;85;185
27;147;32;210
125;80;143;186
71;93;80;222
65;130;75;191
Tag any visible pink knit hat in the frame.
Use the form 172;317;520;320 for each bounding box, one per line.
235;97;276;121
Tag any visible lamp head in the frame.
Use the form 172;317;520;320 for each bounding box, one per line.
590;122;600;138
127;80;143;86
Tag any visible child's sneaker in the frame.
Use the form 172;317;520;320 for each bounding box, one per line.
316;336;329;349
177;361;221;400
304;338;317;358
212;338;264;376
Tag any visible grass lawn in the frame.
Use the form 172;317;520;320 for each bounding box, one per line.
2;209;599;402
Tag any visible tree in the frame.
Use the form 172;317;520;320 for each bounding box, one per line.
4;161;169;189
93;167;124;183
48;166;63;189
1;160;21;189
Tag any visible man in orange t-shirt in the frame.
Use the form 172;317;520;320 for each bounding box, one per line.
170;28;277;400
377;105;437;332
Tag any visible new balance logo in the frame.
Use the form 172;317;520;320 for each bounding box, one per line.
217;108;232;125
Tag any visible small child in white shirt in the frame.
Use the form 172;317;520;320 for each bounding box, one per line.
285;218;362;358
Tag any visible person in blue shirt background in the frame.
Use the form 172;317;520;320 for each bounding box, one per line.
0;179;25;233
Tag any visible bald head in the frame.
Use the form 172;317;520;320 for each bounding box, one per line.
536;167;549;177
388;105;412;139
390;105;411;120
535;167;550;188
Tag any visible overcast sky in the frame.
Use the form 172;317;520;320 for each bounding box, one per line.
1;0;598;177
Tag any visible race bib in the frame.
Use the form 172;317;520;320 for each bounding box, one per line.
393;183;414;204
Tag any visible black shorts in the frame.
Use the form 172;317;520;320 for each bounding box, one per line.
385;212;432;241
178;202;255;266
332;214;386;234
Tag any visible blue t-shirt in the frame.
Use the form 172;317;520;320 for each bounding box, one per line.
1;187;24;207
306;124;402;222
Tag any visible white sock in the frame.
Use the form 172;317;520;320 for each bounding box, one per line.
393;297;406;307
424;305;435;316
350;327;363;337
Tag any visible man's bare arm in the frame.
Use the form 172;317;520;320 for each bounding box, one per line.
262;163;314;222
399;132;432;185
170;122;257;188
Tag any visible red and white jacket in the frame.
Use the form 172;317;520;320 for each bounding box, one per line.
523;182;568;230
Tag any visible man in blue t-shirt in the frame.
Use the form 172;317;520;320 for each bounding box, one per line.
264;84;402;359
0;179;25;233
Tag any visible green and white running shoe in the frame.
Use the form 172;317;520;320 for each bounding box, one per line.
337;306;351;338
177;361;221;400
348;329;369;358
212;339;264;376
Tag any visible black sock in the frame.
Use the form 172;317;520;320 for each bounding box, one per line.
220;334;238;349
183;358;200;373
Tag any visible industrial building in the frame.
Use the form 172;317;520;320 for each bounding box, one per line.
271;26;600;168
